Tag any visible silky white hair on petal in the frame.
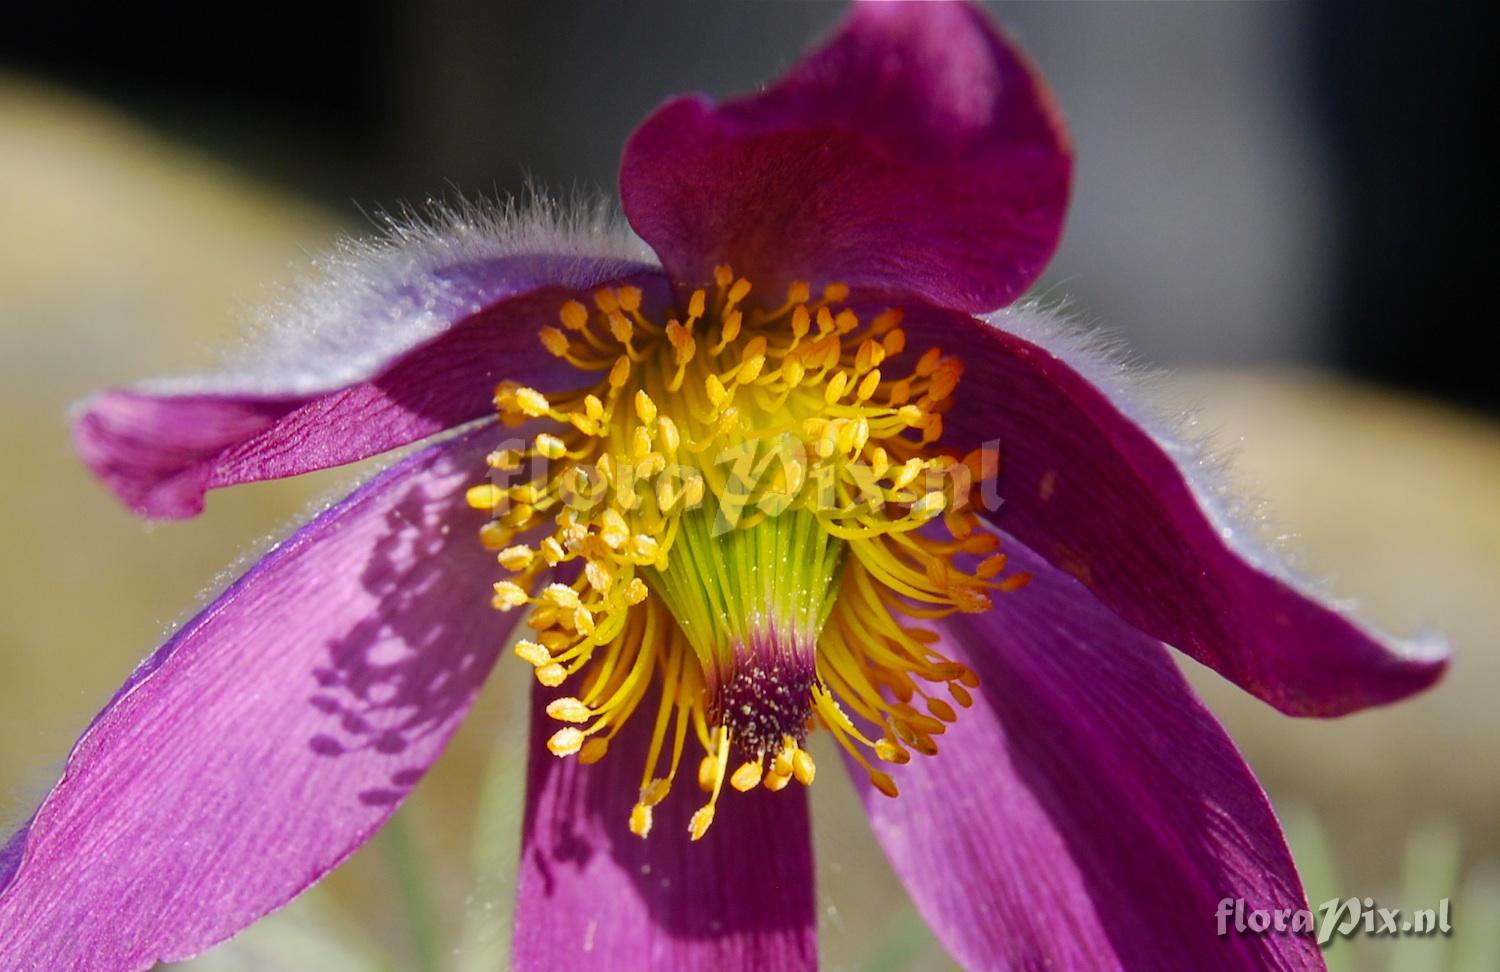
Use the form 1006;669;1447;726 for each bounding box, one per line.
985;299;1449;664
142;189;657;398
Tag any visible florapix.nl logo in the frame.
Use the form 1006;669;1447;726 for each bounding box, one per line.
1216;896;1453;945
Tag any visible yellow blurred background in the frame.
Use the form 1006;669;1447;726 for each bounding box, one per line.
2;77;1496;971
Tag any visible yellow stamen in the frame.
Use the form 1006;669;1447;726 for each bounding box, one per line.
466;265;1030;839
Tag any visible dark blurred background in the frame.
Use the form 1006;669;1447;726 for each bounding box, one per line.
4;0;1494;411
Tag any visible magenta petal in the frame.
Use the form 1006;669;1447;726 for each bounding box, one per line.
908;302;1447;716
620;0;1070;311
513;684;816;971
75;239;663;519
852;536;1322;971
0;426;508;970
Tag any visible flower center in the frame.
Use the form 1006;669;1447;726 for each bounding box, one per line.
648;499;843;764
465;268;1030;839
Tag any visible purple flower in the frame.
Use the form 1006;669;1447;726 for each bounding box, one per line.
1;3;1447;970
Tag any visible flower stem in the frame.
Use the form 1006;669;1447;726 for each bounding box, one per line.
380;809;443;972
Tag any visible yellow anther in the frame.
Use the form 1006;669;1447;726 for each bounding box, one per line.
546;697;592;723
535;663;567;687
579;737;610;764
560;300;589;330
688;805;715;841
478;520;510;551
963;532;1000;555
900;711;948;736
727;278;751;304
763;771;792;792
540;536;566;565
634;390;658;425
697;755;717;793
534;433;567;460
856;339;885;373
593;288;619;314
629;802;653;837
813;342;837;374
487;448;523;470
823;370;849;405
999;571;1033;592
883;328;907;356
835;418;864;455
823;282;850;302
977;552;1008;579
834;309;858;334
950;683;973;708
875;738;911;764
897;404;926;428
609;356;631;388
609;313;634;344
632;425;653;460
706;374;729;407
927;698;957;722
713;264;735;288
539;326;569;357
916;347;944;377
542;583;582;610
657;416;681;452
584;394;605;422
891;458;925;490
792;749;817;786
815;306;836;335
600;509;629;549
491;581;529;611
720;310;742;344
630;534;660;561
501;502;535;527
573;606;596;635
497;545;534;571
687;289;706;319
625;577;649;604
787;280;811;304
869;770;900;798
781;358;806;387
548;727;585;756
945;510;975;541
738;354;765;384
869;307;904;334
791;305;811;338
617;285;642;312
584;560;613;593
730;761;764;792
514;387;550;417
930;364;961;401
772;741;796;777
682;475;706;508
817;422;840;459
466;484;504;510
741;334;768;360
857;368;882;402
508;483;540;505
513;639;550;667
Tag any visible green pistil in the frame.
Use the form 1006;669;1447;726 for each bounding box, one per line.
647;498;846;677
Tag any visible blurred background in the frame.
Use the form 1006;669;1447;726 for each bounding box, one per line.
2;2;1496;969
